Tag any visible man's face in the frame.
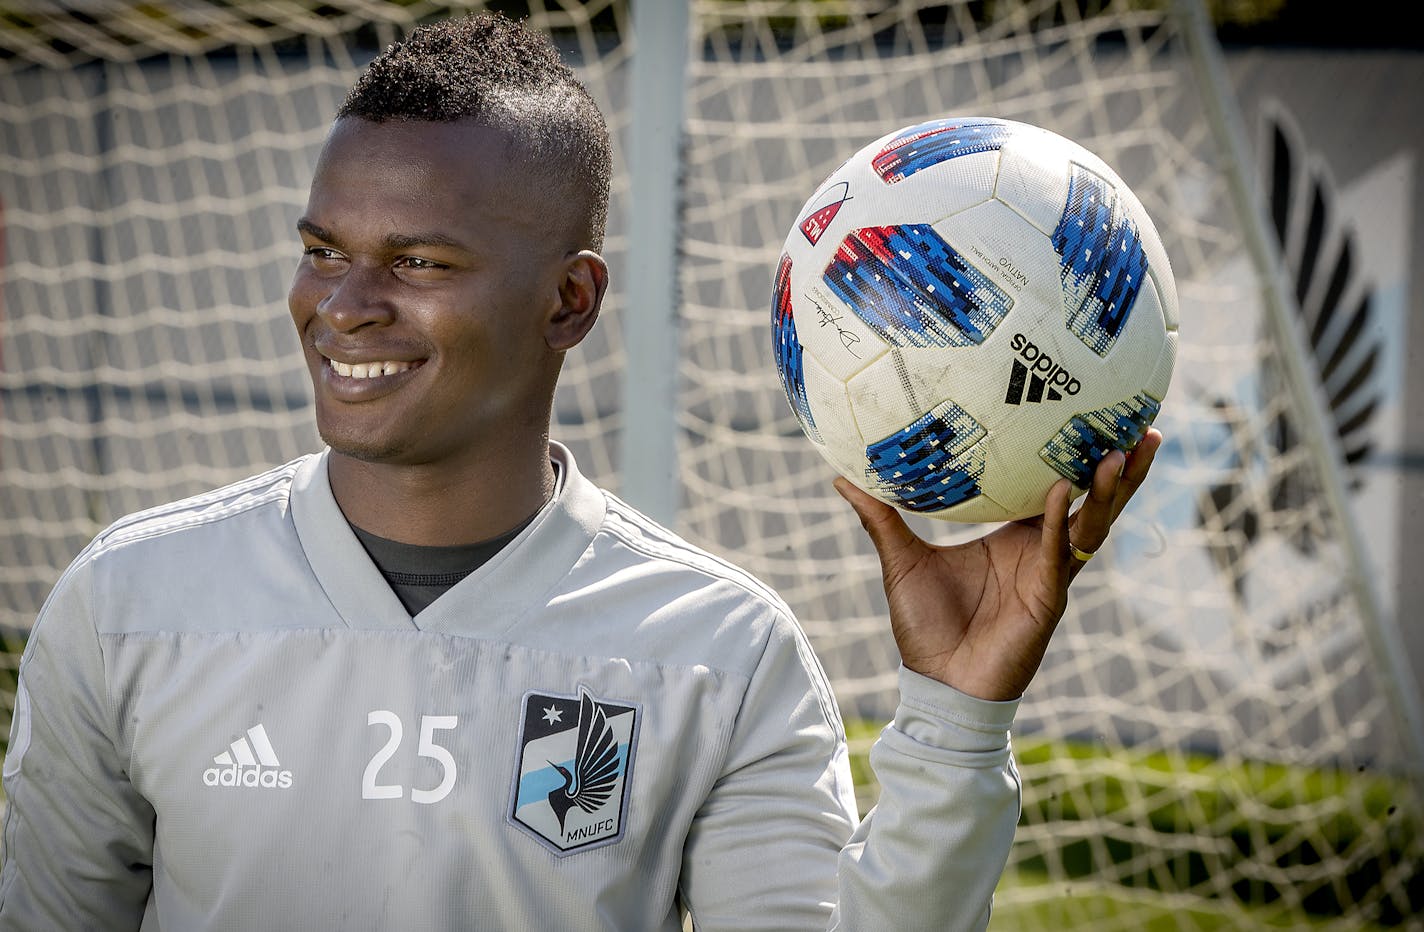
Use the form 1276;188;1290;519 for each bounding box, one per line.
288;118;571;467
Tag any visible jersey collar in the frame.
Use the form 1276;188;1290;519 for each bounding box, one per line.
290;442;606;633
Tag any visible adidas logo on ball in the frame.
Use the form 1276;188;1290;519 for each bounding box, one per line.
1005;333;1082;405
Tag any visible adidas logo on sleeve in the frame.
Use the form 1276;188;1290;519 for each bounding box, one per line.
202;724;294;789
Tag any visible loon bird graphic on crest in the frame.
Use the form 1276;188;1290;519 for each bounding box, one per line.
546;690;622;832
509;685;639;855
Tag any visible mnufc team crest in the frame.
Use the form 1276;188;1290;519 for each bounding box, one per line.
509;687;639;855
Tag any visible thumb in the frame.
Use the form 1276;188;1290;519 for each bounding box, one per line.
833;477;920;569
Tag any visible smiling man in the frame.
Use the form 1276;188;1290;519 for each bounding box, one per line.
288;115;601;550
0;12;1159;931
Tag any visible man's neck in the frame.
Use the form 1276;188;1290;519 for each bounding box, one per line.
325;444;556;547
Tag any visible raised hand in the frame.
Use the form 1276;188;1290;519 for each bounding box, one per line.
835;428;1163;702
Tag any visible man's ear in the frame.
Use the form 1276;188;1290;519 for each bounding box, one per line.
547;250;608;352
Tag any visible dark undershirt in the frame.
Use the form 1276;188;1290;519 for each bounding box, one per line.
351;517;534;615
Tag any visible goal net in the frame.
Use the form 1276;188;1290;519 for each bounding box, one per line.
1;1;1419;926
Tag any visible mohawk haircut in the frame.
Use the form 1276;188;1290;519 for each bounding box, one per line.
338;12;611;251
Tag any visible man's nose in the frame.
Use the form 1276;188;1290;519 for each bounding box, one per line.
316;262;397;332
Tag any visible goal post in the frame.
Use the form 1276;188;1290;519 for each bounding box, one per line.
1;1;1420;926
619;0;690;526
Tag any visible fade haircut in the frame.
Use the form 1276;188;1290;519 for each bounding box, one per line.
338;12;611;251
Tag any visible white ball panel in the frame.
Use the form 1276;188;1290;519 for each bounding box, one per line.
1099;287;1170;381
980;426;1080;518
893;293;1057;431
855;149;1001;225
1145;328;1178;404
895;344;1006;427
844;352;915;444
1115;265;1167;348
800;348;872;483
793;275;890;383
932;198;1066;319
992;125;1080;235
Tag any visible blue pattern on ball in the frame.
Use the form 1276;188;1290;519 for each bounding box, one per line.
1041;392;1162;488
771;254;820;443
865;401;987;512
823;224;1012;349
1053;166;1148;356
871;117;1014;184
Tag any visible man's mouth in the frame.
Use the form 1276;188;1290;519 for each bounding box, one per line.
327;358;420;379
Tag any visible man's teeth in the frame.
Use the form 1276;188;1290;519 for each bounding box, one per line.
329;359;413;379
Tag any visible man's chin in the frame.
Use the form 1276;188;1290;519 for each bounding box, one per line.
318;426;407;464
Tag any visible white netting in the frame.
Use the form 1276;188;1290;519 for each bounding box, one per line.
1;1;1420;927
0;0;631;623
675;0;1421;927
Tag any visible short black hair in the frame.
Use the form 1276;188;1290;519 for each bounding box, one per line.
338;12;611;251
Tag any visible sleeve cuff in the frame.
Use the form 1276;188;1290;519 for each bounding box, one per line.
892;665;1020;754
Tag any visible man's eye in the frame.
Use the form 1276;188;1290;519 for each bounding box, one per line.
399;257;445;271
303;246;343;262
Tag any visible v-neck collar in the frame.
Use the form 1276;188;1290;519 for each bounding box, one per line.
290;443;606;633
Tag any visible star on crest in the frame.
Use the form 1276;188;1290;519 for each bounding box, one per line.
542;705;563;726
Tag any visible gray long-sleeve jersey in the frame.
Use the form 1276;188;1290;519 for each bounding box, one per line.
0;444;1021;931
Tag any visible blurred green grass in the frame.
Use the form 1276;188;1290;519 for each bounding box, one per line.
991;869;1389;931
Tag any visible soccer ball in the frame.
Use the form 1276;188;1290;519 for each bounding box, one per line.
771;116;1178;523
